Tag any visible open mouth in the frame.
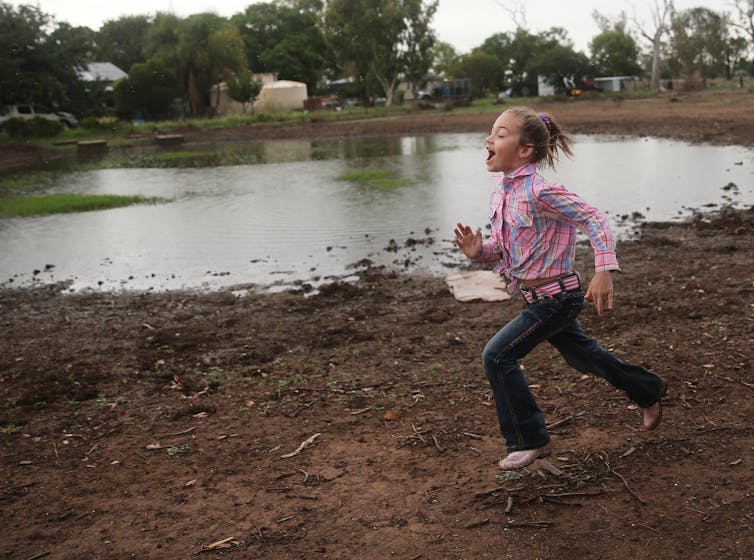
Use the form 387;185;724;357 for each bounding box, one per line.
486;148;495;163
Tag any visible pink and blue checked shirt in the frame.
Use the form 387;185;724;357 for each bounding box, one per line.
474;162;620;292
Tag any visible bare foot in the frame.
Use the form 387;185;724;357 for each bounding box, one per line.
498;444;551;470
643;401;662;430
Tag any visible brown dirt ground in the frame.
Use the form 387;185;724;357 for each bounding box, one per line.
1;91;754;559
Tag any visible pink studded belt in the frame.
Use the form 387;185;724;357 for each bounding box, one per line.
520;272;581;304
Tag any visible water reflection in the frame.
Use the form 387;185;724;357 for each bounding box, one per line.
1;133;752;293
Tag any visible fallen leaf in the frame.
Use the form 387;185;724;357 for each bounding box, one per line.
383;410;400;421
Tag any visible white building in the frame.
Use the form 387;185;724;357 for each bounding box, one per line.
212;74;308;115
593;76;639;93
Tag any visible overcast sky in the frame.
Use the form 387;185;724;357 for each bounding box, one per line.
17;0;732;54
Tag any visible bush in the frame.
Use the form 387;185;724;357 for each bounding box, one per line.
3;117;64;138
80;117;129;134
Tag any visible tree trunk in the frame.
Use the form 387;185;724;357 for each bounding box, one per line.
376;73;397;108
651;35;661;91
187;71;202;116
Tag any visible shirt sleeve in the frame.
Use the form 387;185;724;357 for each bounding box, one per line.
536;183;620;272
473;239;503;264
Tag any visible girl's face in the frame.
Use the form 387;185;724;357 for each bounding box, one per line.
485;111;533;174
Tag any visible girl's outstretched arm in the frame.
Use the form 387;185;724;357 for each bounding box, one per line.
454;222;483;259
585;270;614;316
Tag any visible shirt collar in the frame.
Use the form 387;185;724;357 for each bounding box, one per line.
494;162;536;190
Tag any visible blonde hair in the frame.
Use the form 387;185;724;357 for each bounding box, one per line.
505;106;574;169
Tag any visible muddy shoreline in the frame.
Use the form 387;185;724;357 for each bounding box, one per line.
2;89;754;174
1;90;754;559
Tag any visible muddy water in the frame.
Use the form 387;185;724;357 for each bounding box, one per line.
1;134;752;292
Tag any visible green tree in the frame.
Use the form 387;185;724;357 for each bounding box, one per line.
589;29;642;76
47;22;100;115
430;41;459;78
0;3;92;108
669;7;732;79
144;13;247;116
474;27;573;96
226;69;263;114
114;59;181;119
96;15;152;72
325;0;439;106
532;45;590;94
451;52;502;97
400;0;438;95
231;1;327;92
731;0;754;45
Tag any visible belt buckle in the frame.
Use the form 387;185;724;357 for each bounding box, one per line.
521;286;537;303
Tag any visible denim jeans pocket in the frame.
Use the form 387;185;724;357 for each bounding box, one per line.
533;290;584;323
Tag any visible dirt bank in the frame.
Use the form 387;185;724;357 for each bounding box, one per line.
180;89;754;146
2;89;754;174
1;90;753;559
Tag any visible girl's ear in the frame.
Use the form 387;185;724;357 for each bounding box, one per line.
519;143;535;160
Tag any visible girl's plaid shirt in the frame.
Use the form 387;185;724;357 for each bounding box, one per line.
474;162;620;292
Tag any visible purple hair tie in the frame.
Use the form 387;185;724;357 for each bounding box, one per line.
539;113;553;131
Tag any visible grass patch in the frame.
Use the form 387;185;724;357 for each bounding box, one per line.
154;150;209;161
0;176;38;190
337;169;413;189
427;145;461;153
0;193;169;217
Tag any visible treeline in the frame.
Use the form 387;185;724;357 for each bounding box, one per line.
1;0;752;120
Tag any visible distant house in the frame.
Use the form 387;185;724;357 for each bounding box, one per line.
78;62;128;91
593;76;639;93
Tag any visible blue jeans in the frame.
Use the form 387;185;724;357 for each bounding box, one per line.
482;289;667;452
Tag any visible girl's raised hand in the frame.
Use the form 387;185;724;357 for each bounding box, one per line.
454;222;483;259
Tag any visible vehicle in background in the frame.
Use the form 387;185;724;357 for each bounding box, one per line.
0;104;78;128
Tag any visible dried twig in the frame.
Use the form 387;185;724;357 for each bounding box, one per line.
159;426;196;438
537;459;564;477
540;496;582;507
464;518;490;529
610;468;646;504
197;536;242;553
636;522;661;534
544;489;604;498
505;496;514;513
545;416;573;430
507;520;554;528
597;451;646;504
280;433;322;459
462;431;483;439
474;485;525;499
722;376;754;390
474;485;506;498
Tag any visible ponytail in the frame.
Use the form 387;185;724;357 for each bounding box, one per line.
505;106;574;169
